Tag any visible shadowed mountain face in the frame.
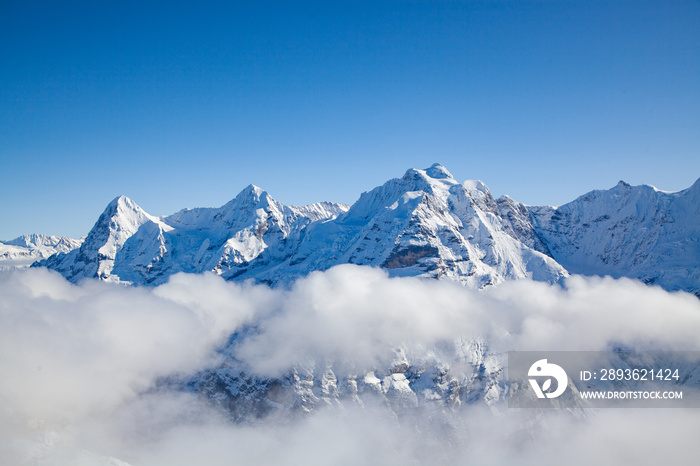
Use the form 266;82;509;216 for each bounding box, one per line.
34;164;699;295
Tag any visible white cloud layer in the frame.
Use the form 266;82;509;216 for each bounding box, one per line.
0;268;267;424
239;265;700;375
0;266;699;465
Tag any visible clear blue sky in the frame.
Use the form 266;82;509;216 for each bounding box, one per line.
1;0;698;240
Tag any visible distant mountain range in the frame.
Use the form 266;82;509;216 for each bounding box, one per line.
2;164;697;296
0;234;82;271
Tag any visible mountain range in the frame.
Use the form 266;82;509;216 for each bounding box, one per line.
0;233;82;271
13;163;694;296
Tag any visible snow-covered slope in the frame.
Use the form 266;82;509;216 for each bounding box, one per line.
35;164;699;294
528;179;700;296
0;234;82;271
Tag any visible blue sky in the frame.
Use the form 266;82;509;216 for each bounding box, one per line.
1;0;698;240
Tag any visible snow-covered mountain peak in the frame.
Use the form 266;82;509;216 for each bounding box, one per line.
107;194;141;213
238;184;266;200
424;162;454;180
277;164;569;288
35;195;160;282
462;179;491;195
219;184;275;213
400;164;460;193
164;185;278;232
100;195;154;231
5;233;61;248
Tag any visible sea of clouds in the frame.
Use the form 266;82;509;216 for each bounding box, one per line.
1;265;699;465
